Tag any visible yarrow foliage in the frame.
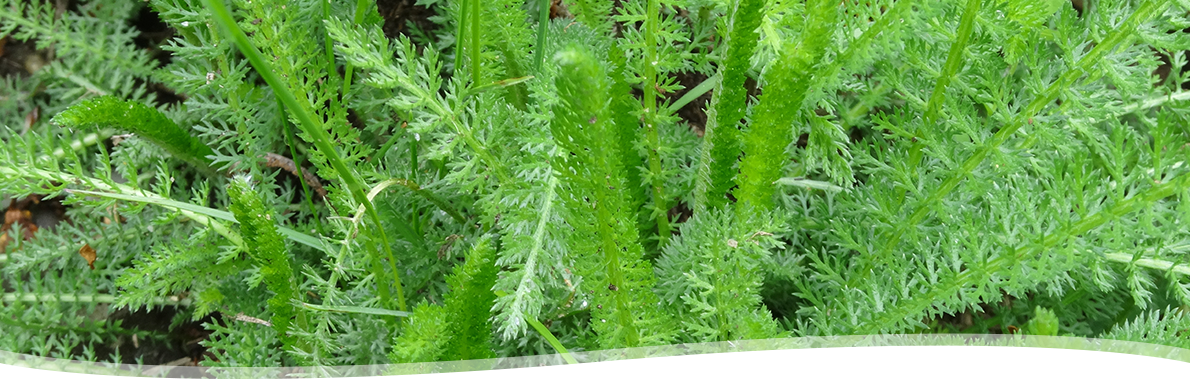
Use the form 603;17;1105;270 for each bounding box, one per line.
3;0;1190;369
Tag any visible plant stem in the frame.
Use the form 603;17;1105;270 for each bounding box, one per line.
469;0;482;85
47;130;114;160
65;187;328;252
642;0;671;246
1103;253;1190;277
340;0;374;98
301;302;411;317
861;169;1190;333
410;134;419;182
322;0;342;88
534;0;550;72
0;163;264;251
924;0;979;126
735;0;835;214
870;0;1168;276
1;293;190;306
203;0;407;312
455;0;466;74
905;0;980;178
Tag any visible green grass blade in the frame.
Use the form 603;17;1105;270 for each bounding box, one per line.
496;290;577;364
202;0;407;312
69;189;327;253
301;302;412;318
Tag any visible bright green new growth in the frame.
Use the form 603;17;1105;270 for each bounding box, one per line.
227;176;311;365
390;303;451;364
655;207;785;342
549;45;673;349
439;235;499;360
736;0;838;213
1024;306;1060;336
391;236;498;363
639;0;672;246
697;0;764;211
608;43;648;228
51;95;217;175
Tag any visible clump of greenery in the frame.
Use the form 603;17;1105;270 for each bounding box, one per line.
3;0;1190;369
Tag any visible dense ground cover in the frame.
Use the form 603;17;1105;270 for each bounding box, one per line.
4;0;1190;371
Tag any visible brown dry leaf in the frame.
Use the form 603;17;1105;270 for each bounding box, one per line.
1;199;37;252
437;234;462;260
23;106;39;131
79;243;97;269
4;207;22;225
24;222;37;238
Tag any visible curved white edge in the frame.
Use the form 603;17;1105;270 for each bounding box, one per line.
1;335;1189;378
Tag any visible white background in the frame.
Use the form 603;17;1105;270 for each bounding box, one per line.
2;346;1189;379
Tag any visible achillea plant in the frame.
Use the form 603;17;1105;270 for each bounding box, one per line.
2;0;1190;369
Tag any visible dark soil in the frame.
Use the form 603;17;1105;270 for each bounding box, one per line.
671;70;711;135
375;0;440;41
91;308;218;367
0;36;42;79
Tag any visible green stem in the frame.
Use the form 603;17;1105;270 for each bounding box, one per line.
906;0;980;177
809;0;914;95
1103;253;1190;277
339;32;511;184
925;0;978;127
46;130;115;160
534;0;550;72
2;293;190;306
300;302;411;318
340;0;373;99
323;0;342;89
455;0;467;74
1017;89;1190;153
203;0;407;312
871;0;1168;275
0;162;261;251
418;96;511;183
642;0;671;246
861;169;1190;334
595;180;639;347
65;188;330;251
735;0;835;214
469;0;482;84
381;178;467;224
410;134;419;182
